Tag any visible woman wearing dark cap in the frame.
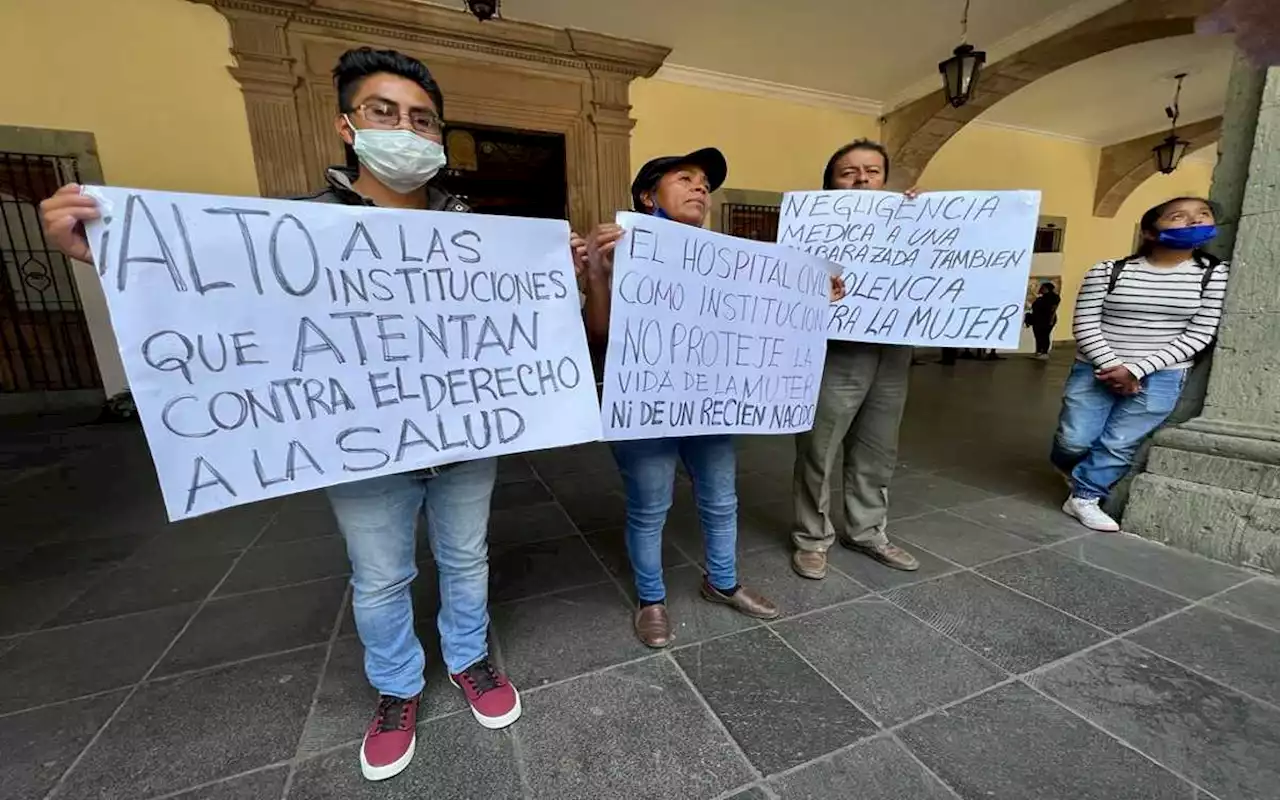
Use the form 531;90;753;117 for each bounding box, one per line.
582;148;780;647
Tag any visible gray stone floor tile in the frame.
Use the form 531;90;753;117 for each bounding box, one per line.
58;647;325;800
734;548;868;619
1032;640;1280;800
723;787;770;800
659;564;759;646
773;600;1006;725
891;473;995;510
1205;577;1280;630
298;625;464;756
674;627;876;774
127;502;281;563
0;689;127;800
899;682;1193;800
0;571;103;635
291;713;521;800
977;549;1189;634
952;494;1085;545
770;736;957;800
488;535;611;603
486;501;576;546
217;536;351;595
496;455;535;484
1127;606;1280;706
156;577;346;677
527;442;617;479
166;767;290;800
0;534;153;584
890;511;1039;566
826;540;961;592
1052;534;1252;600
255;500;341;545
553;486;629;533
884;572;1106;673
491;582;651;688
0;603;193;714
489;478;554;511
49;553;237;626
582;527;691;583
519;657;753;800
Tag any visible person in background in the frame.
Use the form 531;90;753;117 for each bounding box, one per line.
1028;282;1060;359
40;47;588;784
791;140;921;580
582;148;843;647
1053;196;1227;532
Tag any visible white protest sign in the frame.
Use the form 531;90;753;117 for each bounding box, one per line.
83;187;602;520
600;212;834;440
779;190;1041;348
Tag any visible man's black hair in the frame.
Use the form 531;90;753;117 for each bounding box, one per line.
822;139;891;189
332;48;444;169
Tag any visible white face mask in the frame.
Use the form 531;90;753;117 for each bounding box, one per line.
346;116;447;194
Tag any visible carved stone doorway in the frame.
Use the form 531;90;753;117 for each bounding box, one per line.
193;0;670;234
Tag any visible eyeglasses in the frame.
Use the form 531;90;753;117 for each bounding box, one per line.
353;100;444;136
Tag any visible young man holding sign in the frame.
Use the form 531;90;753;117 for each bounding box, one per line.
40;48;588;783
791;141;921;579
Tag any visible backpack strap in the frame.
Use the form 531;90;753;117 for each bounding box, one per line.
1193;250;1223;295
1106;257;1130;295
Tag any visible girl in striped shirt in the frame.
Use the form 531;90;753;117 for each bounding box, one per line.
1052;197;1228;532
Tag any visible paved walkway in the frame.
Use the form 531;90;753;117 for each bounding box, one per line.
1;354;1278;800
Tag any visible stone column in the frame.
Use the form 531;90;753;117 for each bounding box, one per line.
1124;62;1280;573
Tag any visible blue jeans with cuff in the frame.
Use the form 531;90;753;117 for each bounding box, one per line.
1051;362;1185;501
611;435;738;603
326;458;496;699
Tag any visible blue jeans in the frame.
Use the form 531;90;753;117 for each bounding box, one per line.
1051;362;1185;501
611;436;738;603
326;459;496;698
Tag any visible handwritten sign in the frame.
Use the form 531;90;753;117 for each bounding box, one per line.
83;187;602;520
600;212;834;440
779;190;1041;347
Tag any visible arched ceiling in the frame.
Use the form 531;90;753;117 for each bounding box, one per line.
442;0;1234;146
977;33;1235;143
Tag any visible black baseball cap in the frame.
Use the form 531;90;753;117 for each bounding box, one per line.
630;147;728;212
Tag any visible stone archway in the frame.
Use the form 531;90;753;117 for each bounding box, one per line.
190;0;670;234
1093;117;1221;216
880;0;1222;190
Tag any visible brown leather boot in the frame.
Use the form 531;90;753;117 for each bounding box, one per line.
699;580;780;620
791;550;828;580
633;603;673;648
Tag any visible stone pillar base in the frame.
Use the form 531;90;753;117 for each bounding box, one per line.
1124;417;1280;573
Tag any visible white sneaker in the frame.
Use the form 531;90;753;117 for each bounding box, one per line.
1062;496;1120;532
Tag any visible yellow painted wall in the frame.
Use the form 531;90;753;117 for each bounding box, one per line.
630;79;880;194
918;125;1214;339
0;0;258;196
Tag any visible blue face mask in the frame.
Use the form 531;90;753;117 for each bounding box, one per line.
1157;224;1217;249
652;207;671;220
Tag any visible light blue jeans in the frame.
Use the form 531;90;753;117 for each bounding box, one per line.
611;436;738;603
1051;362;1185;501
326;458;496;698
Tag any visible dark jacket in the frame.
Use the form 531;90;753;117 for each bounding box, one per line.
296;166;469;212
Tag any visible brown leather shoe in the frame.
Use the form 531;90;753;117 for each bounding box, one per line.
633;603;673;648
791;550;828;580
700;580;780;620
842;539;920;572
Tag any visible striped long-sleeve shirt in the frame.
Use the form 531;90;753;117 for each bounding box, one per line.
1072;256;1229;379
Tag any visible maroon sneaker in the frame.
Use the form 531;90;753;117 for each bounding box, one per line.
360;694;418;781
449;658;522;729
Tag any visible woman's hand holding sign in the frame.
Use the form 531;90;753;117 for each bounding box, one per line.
40;184;99;264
